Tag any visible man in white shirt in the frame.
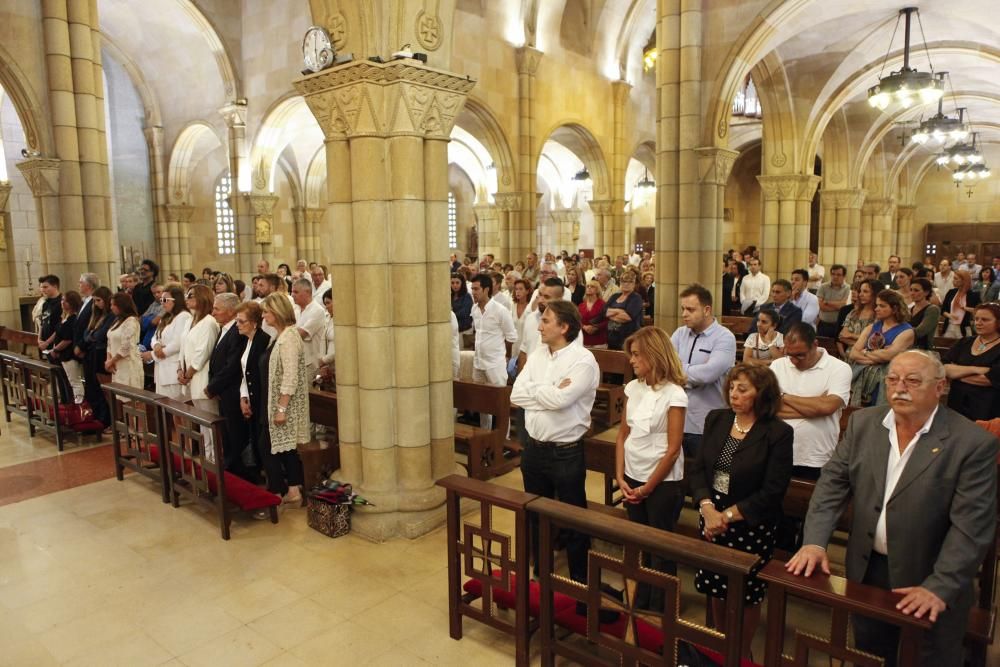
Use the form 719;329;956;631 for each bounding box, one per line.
961;253;982;278
771;324;852;479
596;268;618;303
310;265;331;306
292;278;327;376
739;257;770;313
470;274;517;429
518;278;583;372
789;269;820;328
526;262;561;311
932;259;954;302
511;299;600;593
806;251;825;292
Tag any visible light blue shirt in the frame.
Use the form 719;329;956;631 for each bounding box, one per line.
791;289;820;328
671;319;736;435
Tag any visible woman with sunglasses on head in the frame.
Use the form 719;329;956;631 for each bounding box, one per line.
943;303;1000;421
105;292;143;389
143;284;191;399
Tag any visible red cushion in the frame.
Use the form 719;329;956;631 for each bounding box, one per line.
167;451;280;510
462;572;575;616
70;420;104;433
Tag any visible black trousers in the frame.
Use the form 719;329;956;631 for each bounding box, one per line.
853;552;968;667
83;351;110;426
521;438;589;583
624;474;682;610
256;424;304;496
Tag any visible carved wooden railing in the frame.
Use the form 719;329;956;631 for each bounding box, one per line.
0;350;31;424
759;561;933;666
104;382;169;503
438;474;537;666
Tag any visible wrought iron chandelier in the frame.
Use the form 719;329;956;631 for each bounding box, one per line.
868;8;943;112
936;133;984;167
634;168;655;191
910;74;968;145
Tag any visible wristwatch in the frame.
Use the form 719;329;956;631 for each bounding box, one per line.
724;509;735;521
277;406;287;414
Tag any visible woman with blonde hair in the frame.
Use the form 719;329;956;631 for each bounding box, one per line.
615;326;688;611
942;269;980;338
260;293;310;505
213;272;236;295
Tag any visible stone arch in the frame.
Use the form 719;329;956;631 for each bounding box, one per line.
304;145;327;209
100;35;162;127
167;122;224;204
0;43;52;153
455;96;517;194
611;0;655;81
629;140;655;173
752;52;800;175
177;0;242;100
537;121;611;199
248;93;323;194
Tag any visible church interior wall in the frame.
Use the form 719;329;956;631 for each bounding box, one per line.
448;163;476;259
1;93;39;291
187;147;234;276
724;143;763;253
269;166;301;270
912;167;1000;261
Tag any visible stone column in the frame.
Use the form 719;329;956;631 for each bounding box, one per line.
818;189;865;267
696;148;739;304
0;183;18;327
756;174;820;279
220;102;254;276
296;59;475;540
588;199;613;257
145;125;169;271
864;198;895;266
896;204;917;264
492;192;520;263
41;0;114;285
16;158;63;276
163;204;193;276
611;80;631;256
472;203;500;261
247;194;279;265
515;47;542;261
305;207;324;260
550;208;581;253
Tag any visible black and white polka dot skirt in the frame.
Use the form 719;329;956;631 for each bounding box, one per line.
694;490;775;607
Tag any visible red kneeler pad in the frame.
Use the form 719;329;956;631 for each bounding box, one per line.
156;446;280;511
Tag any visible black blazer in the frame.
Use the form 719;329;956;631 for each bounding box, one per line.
243;330;272;418
688;408;794;526
878;271;900;290
206;324;247;404
721;273;743;314
73;298;94;358
941;288;980;336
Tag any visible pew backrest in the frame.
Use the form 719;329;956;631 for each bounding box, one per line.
104;381;169;502
589;348;634;384
0;326;40;357
453;380;511;424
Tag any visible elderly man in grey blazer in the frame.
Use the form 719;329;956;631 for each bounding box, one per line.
786;350;998;667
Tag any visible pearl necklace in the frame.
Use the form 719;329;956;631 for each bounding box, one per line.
976;335;1000;352
733;415;753;434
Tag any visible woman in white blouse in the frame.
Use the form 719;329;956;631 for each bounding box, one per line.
143;284;191;399
317;288;335;382
614;326;688;612
105;292;144;388
742;309;784;366
178;284;220;413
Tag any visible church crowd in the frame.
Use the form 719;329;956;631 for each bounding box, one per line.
28;243;999;665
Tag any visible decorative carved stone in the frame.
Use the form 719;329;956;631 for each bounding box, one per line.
862;197;895;217
16;158;61;198
327;12;347;51
492;192;522;211
756;174;820;201
587;199;614;216
218;101;248;128
294;60;476;141
820;189;866;210
165;204;195;223
694;147;739;186
247;194;279;245
415;10;443;51
0;182;11;213
611;80;632;107
515;46;542;76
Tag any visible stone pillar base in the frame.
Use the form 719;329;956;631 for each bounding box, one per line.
350;501;448;542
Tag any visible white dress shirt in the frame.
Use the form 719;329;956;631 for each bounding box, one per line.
312;280;331;306
492;289;513;312
740;271;771;309
873;406;939;554
239;334;254;399
450;311;461;379
296;300;327;370
623;380;688;482
807;263;826;291
791;289;820;327
471;298;517;371
519;309;584;359
511;342;600;443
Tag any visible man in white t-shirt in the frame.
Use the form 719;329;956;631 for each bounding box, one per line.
292;278;327;377
739;257;771;313
806;252;825;293
790;269;820;328
470;273;517;429
770;323;852;479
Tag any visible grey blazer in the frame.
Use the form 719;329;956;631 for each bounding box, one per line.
803;405;998;609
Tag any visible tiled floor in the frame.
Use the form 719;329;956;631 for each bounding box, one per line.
0;420;995;666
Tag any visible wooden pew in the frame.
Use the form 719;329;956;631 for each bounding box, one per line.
0;350;31;424
304;388;341;486
589;348;633;428
0;326;40;357
452;380;514;480
105;382;170;503
159;398;281;540
721;315;753;336
934;335;960;358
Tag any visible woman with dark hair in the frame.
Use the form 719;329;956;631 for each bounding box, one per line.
849;289;914;407
837;279;877;358
975;266;997;303
450;273;473;339
742;309;783;365
214;272;236;296
604;270;645;350
894;267;914;307
50;291;84;403
105;292;143;389
942;269;979;338
689;363;793;658
82;286;114;428
144;284;191;399
237;301;272;517
908;278;941;350
943;302;1000;421
510;278;532;362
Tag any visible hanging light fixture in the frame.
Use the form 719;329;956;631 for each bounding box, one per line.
635;168;655;191
910;75;969;145
936;133;984;166
573;167;591;182
868;8;943;112
642;31;657;72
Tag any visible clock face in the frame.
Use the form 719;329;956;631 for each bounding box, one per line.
303;26;334;73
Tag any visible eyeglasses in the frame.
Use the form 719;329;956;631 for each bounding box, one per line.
185;293;194;299
884;375;934;389
160;297;174;303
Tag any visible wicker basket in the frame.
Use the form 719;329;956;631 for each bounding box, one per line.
306;497;351;538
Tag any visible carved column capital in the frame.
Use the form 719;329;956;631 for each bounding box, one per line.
862;197;895;217
294;59;476;141
0;182;12;213
165;204;195;223
16;158;61;197
587;199;615;216
305;207;325;225
218;100;248;128
515;46;543;76
473;203;499;221
611;80;632;108
694;147;739;186
493;192;523;212
756;174;820;201
820;188;867;210
549;208;582;223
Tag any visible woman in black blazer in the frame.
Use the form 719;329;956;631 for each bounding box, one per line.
688;362;793;658
235;302;271;510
